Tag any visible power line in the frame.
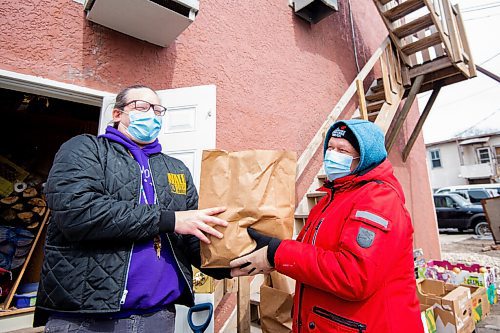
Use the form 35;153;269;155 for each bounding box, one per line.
461;0;500;10
432;86;498;109
461;3;500;12
464;13;500;21
480;51;500;65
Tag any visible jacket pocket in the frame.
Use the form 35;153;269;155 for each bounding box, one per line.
39;245;89;310
307;306;367;333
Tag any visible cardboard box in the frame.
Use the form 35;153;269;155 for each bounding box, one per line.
421;304;437;333
425;260;496;289
417;279;475;333
423;260;498;305
460;284;490;323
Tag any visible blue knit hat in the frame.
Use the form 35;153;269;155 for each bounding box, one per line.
324;119;387;174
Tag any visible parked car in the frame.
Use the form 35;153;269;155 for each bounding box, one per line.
436;184;500;201
449;189;493;204
433;193;490;236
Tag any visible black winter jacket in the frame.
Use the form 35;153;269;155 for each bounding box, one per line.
35;134;228;325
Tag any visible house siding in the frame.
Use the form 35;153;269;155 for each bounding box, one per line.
0;0;440;258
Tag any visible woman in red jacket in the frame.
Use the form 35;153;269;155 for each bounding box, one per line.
230;120;424;332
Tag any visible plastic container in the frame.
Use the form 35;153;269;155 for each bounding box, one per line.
13;291;37;308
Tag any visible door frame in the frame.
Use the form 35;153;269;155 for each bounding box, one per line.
0;68;111;106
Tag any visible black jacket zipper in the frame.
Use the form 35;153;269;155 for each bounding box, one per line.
313;306;367;333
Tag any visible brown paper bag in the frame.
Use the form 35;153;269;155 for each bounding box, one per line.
260;272;295;333
199;150;296;268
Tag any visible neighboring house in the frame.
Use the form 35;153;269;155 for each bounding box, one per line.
426;112;500;190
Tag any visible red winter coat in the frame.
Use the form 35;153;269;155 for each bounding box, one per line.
275;160;423;333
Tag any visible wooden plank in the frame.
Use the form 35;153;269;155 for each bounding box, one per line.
380;50;393;104
2;211;50;310
402;32;441;55
482;197;500;245
367;100;385;112
295;37;391;180
365;89;386;102
442;0;462;63
237;276;251;333
454;4;476;77
393;13;434;38
430;25;444;57
214;280;225;309
385;75;424;152
418;30;432;62
422;0;455;64
0;307;35;317
401;65;411;86
370;79;384;93
407;35;419;66
402;85;441;161
387;43;398;94
408;55;451;78
395;42;403;85
374;83;405;133
384;0;425;22
372;0;413;66
356;79;368;120
5;327;44;333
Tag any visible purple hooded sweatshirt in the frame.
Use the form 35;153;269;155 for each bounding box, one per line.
100;127;185;315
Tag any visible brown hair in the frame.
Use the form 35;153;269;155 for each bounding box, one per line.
114;84;158;109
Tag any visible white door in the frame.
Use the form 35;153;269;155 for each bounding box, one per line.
98;85;217;333
98;84;217;190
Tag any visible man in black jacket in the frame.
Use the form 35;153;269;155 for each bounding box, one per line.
35;85;230;332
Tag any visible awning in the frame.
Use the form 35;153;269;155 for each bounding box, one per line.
459;137;490;145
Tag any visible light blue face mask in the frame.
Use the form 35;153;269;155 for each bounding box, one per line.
324;150;359;181
126;110;163;143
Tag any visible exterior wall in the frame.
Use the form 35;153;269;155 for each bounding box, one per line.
426;135;500;189
392;103;441;260
0;1;439;256
426;141;466;189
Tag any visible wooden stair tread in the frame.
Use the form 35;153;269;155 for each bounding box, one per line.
365;89;386;102
393;14;433;39
250;291;260;305
306;191;326;198
379;0;393;5
367;100;385;112
370;80;384;93
383;0;426;22
402;32;441;55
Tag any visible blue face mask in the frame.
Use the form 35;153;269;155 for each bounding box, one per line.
324;150;358;181
126;110;162;144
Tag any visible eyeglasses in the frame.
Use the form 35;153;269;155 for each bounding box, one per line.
122;100;167;116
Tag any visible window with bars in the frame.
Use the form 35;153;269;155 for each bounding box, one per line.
430;149;441;168
477;148;491;164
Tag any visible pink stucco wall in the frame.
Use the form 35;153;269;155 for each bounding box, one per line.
0;0;439;258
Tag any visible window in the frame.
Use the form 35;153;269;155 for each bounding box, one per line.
477;148;491;164
468;190;490;202
434;196;455;208
430;149;441;168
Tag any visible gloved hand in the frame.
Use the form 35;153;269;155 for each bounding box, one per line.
229;228;282;277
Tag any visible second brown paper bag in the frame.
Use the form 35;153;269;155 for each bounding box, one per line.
199;150;296;268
